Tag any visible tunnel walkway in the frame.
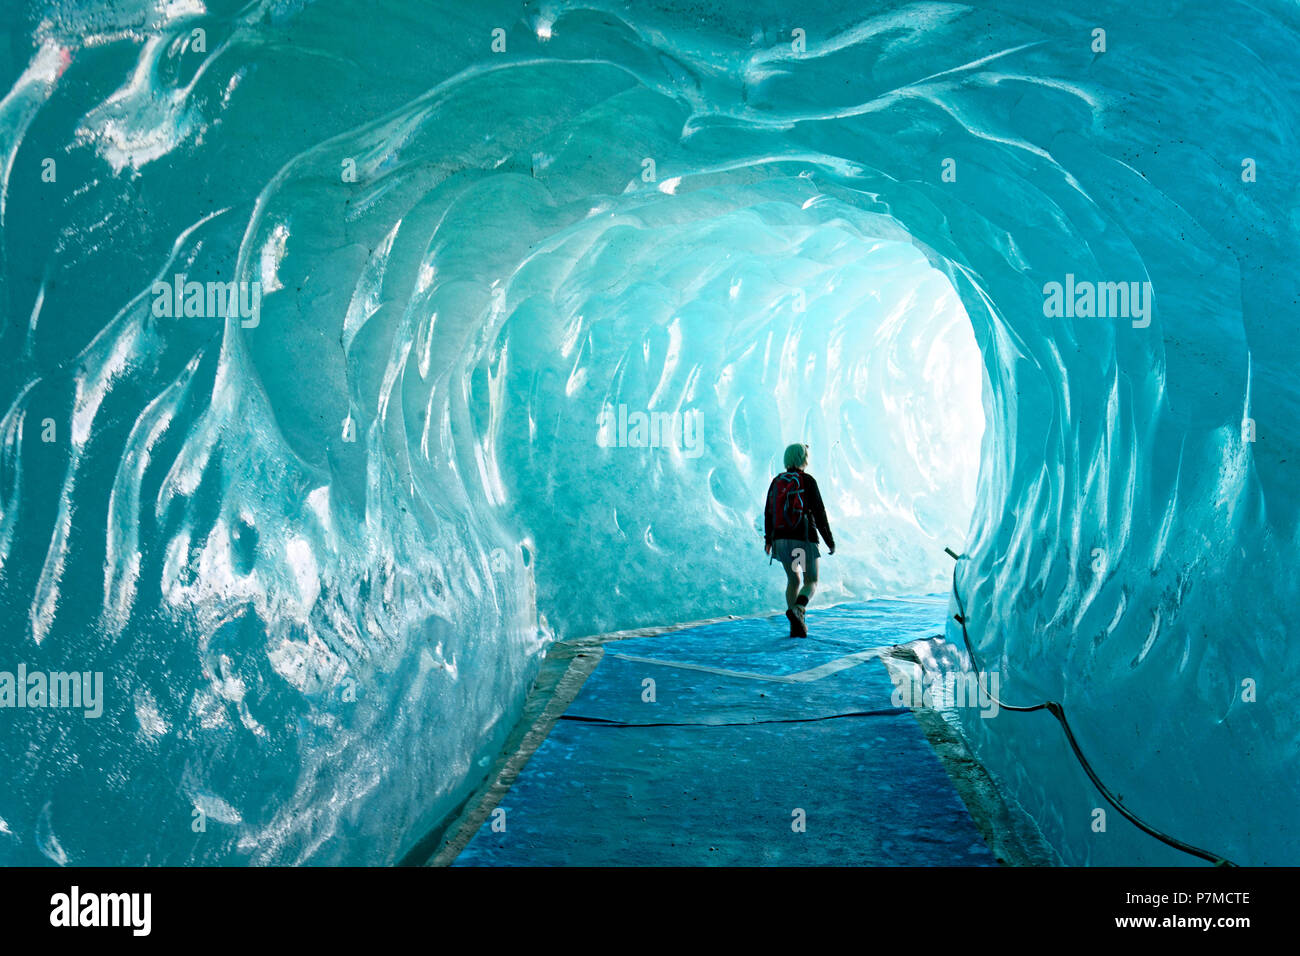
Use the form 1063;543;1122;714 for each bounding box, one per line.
435;596;1053;866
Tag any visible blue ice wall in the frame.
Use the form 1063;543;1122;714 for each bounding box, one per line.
0;0;1295;865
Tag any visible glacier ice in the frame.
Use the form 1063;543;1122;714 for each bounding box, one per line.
0;0;1295;866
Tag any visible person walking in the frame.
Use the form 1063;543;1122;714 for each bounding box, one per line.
764;443;835;638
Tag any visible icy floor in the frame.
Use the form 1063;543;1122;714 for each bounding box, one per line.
453;597;996;866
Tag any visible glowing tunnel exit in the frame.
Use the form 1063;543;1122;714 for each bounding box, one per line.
483;187;987;640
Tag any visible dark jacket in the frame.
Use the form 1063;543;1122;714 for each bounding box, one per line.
764;470;834;550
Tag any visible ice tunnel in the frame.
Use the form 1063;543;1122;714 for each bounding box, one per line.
0;0;1295;867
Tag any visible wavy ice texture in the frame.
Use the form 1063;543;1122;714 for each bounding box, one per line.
0;0;1296;865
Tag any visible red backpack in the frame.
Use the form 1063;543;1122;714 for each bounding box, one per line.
769;471;809;539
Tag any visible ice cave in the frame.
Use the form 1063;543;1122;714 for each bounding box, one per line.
0;0;1295;867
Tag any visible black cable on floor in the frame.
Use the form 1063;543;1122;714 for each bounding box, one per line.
559;706;909;728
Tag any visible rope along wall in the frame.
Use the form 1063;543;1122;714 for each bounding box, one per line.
943;547;1236;867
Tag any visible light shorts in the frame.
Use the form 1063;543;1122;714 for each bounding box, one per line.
771;538;820;578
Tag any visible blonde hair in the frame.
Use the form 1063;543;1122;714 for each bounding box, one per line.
783;443;809;470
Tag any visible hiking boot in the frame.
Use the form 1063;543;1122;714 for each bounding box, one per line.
786;607;807;638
